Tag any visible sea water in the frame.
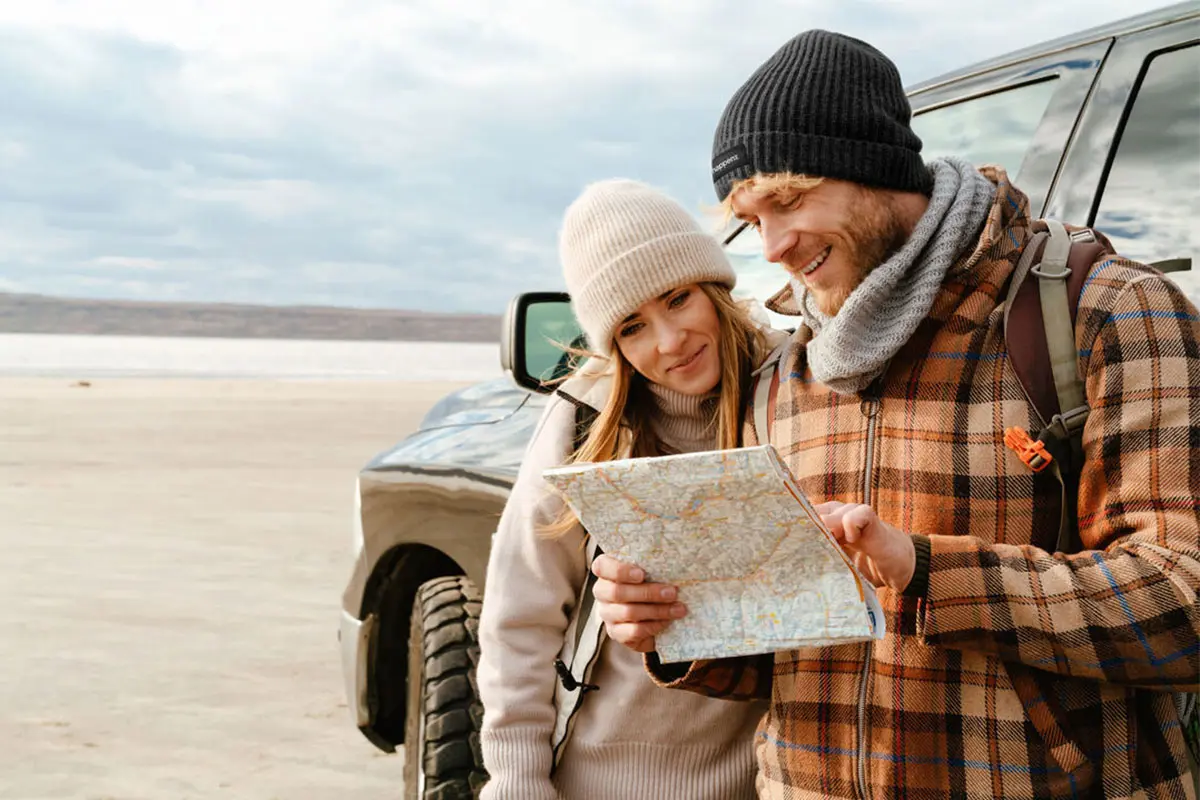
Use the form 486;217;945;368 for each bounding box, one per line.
0;334;502;382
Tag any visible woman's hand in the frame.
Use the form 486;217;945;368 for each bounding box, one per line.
590;554;687;653
817;502;916;592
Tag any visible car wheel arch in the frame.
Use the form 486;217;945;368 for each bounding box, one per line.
360;543;467;750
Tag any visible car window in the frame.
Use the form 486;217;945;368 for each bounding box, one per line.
910;78;1060;177
1092;44;1199;302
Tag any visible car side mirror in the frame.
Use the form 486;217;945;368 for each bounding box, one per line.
500;292;587;393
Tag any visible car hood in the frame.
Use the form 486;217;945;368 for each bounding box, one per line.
418;377;530;430
363;377;549;479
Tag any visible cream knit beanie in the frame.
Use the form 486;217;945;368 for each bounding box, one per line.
559;179;736;355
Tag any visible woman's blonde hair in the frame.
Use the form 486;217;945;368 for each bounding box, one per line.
543;282;768;537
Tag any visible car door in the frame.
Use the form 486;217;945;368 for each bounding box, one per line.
1045;13;1200;303
908;38;1112;217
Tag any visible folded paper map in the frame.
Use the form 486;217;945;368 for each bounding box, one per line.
543;444;885;663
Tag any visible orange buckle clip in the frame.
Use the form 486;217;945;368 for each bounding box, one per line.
1004;427;1053;473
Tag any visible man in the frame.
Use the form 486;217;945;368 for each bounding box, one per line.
591;30;1200;799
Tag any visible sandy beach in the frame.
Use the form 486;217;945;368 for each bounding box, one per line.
0;377;472;800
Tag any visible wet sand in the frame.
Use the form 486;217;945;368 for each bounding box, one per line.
0;378;472;799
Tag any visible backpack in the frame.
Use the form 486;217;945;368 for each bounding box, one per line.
1000;219;1199;771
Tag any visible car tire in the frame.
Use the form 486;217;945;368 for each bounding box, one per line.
402;576;488;800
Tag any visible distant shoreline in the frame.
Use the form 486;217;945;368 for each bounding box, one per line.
0;291;502;343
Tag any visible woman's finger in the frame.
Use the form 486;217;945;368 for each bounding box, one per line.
596;601;687;625
604;621;670;652
592;577;678;605
591;554;647;584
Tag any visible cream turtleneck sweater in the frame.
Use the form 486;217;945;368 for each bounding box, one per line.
645;380;720;454
477;380;766;800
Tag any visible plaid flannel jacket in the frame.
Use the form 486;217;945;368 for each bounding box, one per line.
649;169;1200;799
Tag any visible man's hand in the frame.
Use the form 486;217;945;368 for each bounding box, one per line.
591;554;687;653
817;502;916;592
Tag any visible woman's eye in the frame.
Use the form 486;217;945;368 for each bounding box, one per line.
618;323;643;338
668;291;690;309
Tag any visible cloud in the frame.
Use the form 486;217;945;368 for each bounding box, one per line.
0;0;1180;312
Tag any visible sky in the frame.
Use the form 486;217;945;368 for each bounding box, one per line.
0;0;1176;313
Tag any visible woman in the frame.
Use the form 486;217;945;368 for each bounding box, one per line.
477;179;781;799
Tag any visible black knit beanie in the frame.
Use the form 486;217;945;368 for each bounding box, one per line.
711;30;933;200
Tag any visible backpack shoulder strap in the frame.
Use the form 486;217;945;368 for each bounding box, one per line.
1004;220;1106;553
571;398;598;453
554;389;600;453
1004;221;1100;427
563;395;603;660
1034;220;1087;417
752;340;788;446
549;395;605;771
555;391;604;655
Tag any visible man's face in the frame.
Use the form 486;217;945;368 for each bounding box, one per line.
730;178;909;316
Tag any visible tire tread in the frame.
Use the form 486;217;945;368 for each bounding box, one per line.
405;576;487;799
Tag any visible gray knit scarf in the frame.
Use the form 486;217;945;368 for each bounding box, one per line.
795;157;996;394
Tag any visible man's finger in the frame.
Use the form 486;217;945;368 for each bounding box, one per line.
841;504;876;544
821;512;847;542
591;554;647;584
592;578;678;605
596;601;687;626
814;501;844;514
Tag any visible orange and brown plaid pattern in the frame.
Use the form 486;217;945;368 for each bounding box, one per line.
650;169;1200;799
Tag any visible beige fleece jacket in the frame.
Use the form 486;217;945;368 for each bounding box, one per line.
477;379;766;800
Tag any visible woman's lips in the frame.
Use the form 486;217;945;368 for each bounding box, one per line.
669;344;706;372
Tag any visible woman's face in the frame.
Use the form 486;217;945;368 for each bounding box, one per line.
614;283;722;396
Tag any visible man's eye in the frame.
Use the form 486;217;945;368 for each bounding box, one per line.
668;291;690;309
779;193;804;210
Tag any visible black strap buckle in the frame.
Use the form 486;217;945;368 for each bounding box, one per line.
1041;405;1090;443
554;658;599;694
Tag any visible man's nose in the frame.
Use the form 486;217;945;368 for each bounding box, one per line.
760;220;797;264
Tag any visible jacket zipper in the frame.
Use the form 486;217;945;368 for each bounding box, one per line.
855;393;881;800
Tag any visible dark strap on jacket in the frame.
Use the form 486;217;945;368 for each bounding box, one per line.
1004;223;1107;553
551;393;603;699
1005;226;1103;423
568;399;602;646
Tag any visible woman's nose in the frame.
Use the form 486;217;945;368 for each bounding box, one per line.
657;326;686;355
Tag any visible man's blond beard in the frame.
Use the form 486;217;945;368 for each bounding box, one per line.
798;190;906;317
